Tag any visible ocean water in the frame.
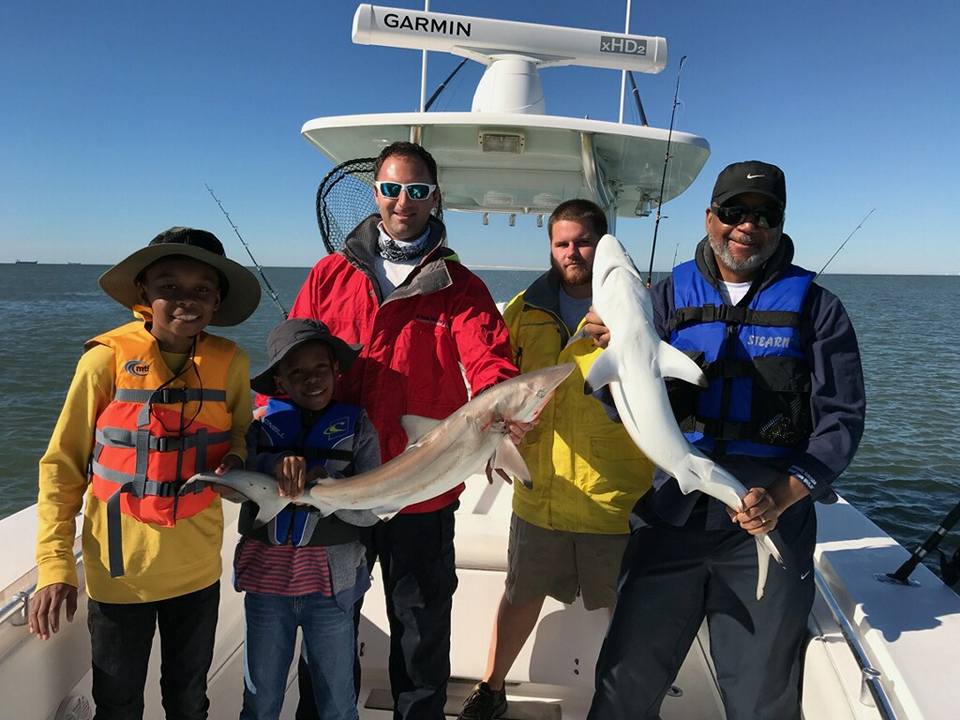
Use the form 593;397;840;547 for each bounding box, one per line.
2;264;958;579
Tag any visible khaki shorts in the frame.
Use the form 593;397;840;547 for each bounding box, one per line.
505;514;629;611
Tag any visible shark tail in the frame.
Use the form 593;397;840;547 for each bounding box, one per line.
754;532;786;600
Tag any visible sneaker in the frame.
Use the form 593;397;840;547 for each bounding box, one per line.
457;681;507;720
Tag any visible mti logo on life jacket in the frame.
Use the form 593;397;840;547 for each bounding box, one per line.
123;360;150;376
323;418;349;437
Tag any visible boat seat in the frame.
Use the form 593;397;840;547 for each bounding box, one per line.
453;513;510;571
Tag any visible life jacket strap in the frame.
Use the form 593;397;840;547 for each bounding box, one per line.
668;304;801;332
91;460;207;497
96;427;231;452
113;387;227;404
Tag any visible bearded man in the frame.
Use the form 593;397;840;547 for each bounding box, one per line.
457;199;654;720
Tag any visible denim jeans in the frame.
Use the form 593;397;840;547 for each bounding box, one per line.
241;591;357;720
87;581;219;720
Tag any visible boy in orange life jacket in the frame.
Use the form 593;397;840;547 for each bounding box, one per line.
29;227;261;719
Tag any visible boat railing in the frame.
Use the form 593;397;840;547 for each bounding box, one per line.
0;548;84;629
813;571;898;719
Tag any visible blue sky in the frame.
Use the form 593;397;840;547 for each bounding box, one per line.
2;1;958;275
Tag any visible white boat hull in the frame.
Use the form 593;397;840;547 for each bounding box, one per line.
3;477;958;719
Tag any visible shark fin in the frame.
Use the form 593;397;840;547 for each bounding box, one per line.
565;326;590;349
400;415;442;446
493;438;532;488
656;342;707;387
252;496;290;528
584;350;619;394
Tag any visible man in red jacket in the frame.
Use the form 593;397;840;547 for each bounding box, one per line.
291;141;519;719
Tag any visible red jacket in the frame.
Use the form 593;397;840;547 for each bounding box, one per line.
290;215;518;513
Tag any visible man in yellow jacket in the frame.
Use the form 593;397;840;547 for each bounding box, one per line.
457;200;654;720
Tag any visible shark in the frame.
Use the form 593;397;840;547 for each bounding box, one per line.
185;363;575;526
583;233;784;600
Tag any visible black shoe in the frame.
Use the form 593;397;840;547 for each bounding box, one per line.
457;681;507;720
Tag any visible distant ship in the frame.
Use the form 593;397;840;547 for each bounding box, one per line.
13;260;38;264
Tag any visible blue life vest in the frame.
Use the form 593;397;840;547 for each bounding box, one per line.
239;399;364;547
667;260;815;458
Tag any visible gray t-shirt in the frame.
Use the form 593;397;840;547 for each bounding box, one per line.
558;287;592;333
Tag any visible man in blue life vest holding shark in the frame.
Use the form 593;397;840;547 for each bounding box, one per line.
583;161;866;719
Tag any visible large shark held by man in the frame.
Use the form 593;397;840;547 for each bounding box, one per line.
583;234;784;600
186;363;575;525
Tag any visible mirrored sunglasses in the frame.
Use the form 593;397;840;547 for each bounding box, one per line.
712;203;783;229
374;181;437;201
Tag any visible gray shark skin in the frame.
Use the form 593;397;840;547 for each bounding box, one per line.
186;363;575;527
583;234;784;600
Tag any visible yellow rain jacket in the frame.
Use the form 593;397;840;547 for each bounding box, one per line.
502;272;653;534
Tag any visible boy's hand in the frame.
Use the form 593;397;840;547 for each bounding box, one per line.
275;455;307;498
306;465;329;483
209;454;245;501
214;453;243;476
28;583;78;640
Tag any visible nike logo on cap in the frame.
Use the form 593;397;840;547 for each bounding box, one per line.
746;173;765;179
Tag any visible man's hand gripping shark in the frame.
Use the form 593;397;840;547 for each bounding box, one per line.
579;234;785;600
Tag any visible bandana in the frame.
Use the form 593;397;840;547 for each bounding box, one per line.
377;225;435;262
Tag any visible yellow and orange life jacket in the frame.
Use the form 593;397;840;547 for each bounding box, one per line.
87;321;236;576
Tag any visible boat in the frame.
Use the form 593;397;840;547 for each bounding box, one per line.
2;5;959;719
14;260;39;264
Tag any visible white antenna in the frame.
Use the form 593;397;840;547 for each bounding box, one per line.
418;0;430;112
618;0;633;123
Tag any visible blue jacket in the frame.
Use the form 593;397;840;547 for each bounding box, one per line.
640;235;865;529
239;399;366;546
669;258;815;458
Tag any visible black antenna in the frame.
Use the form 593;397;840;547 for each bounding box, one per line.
204;184;288;318
815;208;875;279
646;55;687;287
424;57;469;111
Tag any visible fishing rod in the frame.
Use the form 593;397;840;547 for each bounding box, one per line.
424;57;468;111
204;184;288;318
886;496;960;586
815;208;875;279
645;55;687;288
626;71;649;126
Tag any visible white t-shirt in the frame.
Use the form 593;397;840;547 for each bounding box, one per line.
721;280;752;306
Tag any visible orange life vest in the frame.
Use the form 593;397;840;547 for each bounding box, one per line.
87;321;236;576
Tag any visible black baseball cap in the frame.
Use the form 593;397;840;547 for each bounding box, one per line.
250;318;361;395
711;161;786;208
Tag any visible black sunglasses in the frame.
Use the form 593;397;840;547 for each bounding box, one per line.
712;203;783;229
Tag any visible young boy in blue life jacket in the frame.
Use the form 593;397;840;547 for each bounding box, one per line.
236;318;381;720
29;227;261;718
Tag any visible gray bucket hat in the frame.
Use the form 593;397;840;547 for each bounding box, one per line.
98;227;262;326
250;318;362;395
